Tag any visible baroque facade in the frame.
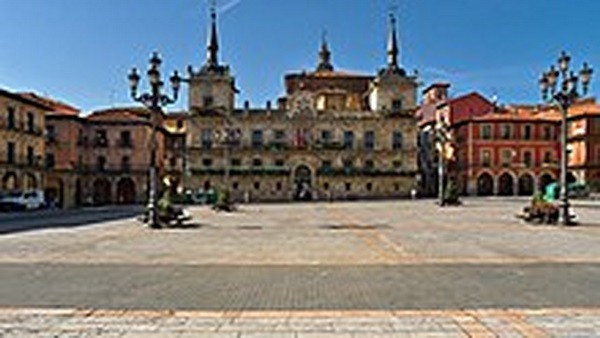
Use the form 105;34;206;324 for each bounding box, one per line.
183;11;420;202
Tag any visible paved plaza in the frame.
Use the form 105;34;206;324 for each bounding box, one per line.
0;198;599;336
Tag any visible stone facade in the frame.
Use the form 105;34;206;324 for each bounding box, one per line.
182;11;420;202
0;90;47;194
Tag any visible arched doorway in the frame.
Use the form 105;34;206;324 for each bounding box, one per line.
539;173;555;191
116;178;136;204
23;173;37;190
75;179;82;206
93;178;111;205
294;165;312;201
498;173;514;196
45;179;64;208
2;172;18;191
518;174;535;196
476;173;494;196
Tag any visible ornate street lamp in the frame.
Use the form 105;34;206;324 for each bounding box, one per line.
213;120;242;211
128;51;181;228
539;51;593;225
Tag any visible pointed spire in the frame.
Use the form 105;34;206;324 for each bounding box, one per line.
381;11;406;76
387;13;399;69
316;30;334;72
205;0;219;69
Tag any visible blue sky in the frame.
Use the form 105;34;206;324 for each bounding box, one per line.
1;0;599;113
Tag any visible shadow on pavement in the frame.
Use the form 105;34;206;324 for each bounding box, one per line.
0;205;144;235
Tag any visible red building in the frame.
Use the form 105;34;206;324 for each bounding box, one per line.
452;105;561;196
417;84;563;196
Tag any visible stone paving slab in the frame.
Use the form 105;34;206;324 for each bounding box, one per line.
1;308;600;337
0;200;599;267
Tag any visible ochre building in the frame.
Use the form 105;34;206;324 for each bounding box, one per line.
0;90;47;193
183;11;420;202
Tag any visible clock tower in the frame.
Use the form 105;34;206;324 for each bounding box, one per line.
188;4;238;113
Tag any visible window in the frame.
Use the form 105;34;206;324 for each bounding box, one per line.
27;146;34;166
252;158;263;167
201;129;213;149
392;99;402;113
366;182;373;191
176;120;184;129
232;182;239;190
94;130;108;147
394;183;400;191
275;159;285;167
501;149;513;166
169;157;177;167
523;151;533;167
46;125;56;143
202;158;213;167
321;130;332;144
276;182;282;191
481;124;492;140
120;131;132;148
543;151;553;163
343;131;354;149
364;159;374;170
482;150;491;167
274;129;285;140
392;131;403;150
122;156;131;171
231;158;242;166
543;125;553;140
364;130;375;150
392;160;402;169
523;125;532;140
322;160;332;171
7;107;16;129
77;129;86;146
595;117;600;133
204;181;211;190
345;182;352;191
501;124;512;140
26;112;34;133
97;156;106;171
254;181;261;190
45;153;55;169
203;96;214;107
251;130;263;149
323;182;330;190
343;158;353;169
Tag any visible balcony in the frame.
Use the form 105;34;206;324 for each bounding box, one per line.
316;166;415;176
75;164;148;175
0;159;45;170
190;166;291;176
92;139;109;148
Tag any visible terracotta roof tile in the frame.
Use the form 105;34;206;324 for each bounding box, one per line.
17;92;80;116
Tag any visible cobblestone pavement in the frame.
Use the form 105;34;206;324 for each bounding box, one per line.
0;199;598;266
1;307;599;337
0;199;599;336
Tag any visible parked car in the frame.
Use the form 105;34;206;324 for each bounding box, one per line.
0;190;46;211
